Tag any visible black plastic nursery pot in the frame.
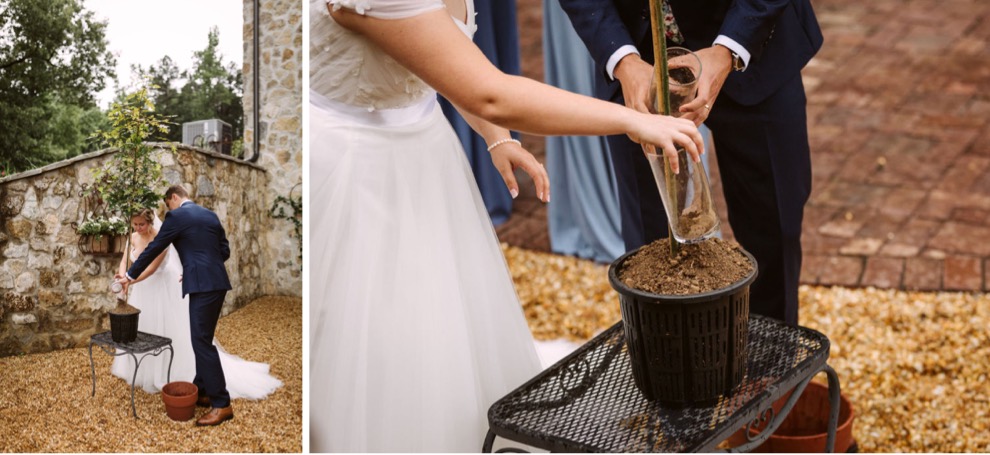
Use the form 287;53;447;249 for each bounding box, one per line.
608;247;757;406
109;310;140;343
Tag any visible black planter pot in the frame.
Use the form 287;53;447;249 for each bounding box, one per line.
109;310;140;343
608;247;757;406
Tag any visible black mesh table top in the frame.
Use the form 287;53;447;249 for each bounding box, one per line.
487;315;832;453
90;331;172;353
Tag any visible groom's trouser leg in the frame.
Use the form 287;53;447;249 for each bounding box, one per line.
189;290;231;408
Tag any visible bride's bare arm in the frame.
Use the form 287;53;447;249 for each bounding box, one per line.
116;238;131;278
129;250;168;285
329;7;704;172
452;104;550;202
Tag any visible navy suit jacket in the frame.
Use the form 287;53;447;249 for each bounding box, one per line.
128;202;232;297
558;0;823;106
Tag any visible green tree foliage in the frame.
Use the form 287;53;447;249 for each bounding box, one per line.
132;27;243;143
0;0;115;171
91;87;170;219
90;87;172;312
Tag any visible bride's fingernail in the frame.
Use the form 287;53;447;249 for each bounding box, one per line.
510;188;519;199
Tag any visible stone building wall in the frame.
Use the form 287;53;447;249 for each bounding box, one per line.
0;145;273;357
243;0;303;295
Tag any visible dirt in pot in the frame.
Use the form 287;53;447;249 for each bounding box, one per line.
620;238;754;295
110;299;140;315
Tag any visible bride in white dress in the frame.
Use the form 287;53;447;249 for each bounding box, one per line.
309;0;703;451
110;208;283;400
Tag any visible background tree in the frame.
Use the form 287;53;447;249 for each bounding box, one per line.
0;0;115;171
133;27;243;145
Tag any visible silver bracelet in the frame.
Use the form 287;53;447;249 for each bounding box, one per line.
486;138;521;152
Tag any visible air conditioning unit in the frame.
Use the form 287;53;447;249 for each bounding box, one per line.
182;119;233;155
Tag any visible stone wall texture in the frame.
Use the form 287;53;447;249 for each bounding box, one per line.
0;145;293;357
244;0;304;294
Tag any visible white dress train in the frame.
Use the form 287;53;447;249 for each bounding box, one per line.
309;0;542;451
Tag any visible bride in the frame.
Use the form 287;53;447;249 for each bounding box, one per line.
110;208;283;400
310;0;703;451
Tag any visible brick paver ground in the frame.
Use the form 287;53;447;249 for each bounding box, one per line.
497;0;990;292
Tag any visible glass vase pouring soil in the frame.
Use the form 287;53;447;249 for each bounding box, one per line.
646;47;719;244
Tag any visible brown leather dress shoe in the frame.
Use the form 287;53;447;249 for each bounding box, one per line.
197;396;210;407
195;406;234;426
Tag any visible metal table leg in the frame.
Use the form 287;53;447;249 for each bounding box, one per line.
129;352;140;419
89;342;96;397
824;364;841;453
166;346;174;383
483;429;496;453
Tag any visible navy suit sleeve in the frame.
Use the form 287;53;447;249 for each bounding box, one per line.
718;0;792;62
557;0;636;80
127;213;181;279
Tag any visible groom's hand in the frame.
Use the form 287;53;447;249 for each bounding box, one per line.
614;54;654;114
678;45;733;126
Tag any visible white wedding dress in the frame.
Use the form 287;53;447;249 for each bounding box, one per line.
309;0;542;452
111;223;283;400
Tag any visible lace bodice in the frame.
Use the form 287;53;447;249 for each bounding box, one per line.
310;0;477;111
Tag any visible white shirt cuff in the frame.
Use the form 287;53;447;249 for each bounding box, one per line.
126;273;135;281
713;35;750;71
605;45;641;81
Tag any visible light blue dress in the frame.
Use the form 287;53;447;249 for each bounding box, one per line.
543;0;625;263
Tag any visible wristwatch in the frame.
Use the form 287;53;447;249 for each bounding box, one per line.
716;43;745;72
729;51;745;72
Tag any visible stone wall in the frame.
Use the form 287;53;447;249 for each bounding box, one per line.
243;0;303;295
0;145;275;357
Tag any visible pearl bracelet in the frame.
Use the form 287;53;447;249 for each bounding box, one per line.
486;138;521;152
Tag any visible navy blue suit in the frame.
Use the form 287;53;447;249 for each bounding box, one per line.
559;0;823;324
129;201;233;407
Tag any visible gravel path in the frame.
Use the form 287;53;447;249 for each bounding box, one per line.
505;245;990;452
0;296;301;453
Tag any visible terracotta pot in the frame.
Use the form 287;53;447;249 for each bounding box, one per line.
729;381;855;452
162;381;199;421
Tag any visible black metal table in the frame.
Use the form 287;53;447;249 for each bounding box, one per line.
89;331;174;419
485;315;841;452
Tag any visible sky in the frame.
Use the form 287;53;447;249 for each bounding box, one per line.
83;0;244;108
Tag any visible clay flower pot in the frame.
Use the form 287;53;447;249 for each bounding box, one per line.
729;381;856;452
162;381;199;421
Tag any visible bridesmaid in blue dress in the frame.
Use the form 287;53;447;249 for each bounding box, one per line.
543;0;625;263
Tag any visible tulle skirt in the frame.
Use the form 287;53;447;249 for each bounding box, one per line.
309;99;541;452
111;259;283;400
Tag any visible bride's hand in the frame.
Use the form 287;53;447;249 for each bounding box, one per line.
489;140;550;203
626;113;705;174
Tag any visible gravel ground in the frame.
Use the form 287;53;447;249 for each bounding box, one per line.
504;245;990;453
0;296;301;453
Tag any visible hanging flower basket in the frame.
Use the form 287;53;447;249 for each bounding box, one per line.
77;233;127;255
75;216;128;256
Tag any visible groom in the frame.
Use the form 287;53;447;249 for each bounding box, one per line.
123;184;234;426
558;0;823;325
